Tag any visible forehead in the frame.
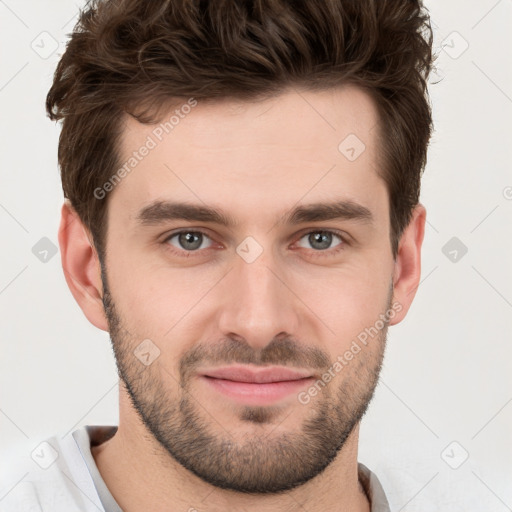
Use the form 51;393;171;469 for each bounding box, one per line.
111;85;386;226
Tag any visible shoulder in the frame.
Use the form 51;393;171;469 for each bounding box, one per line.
0;427;106;512
358;462;391;512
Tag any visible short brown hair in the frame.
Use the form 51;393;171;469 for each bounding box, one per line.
46;0;434;260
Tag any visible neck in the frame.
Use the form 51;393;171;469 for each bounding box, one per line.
92;389;370;512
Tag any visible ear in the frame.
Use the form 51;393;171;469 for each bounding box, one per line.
388;203;426;326
58;201;109;331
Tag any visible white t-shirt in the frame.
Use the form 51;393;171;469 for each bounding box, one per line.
0;425;391;511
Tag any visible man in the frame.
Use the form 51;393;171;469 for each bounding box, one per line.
2;0;434;510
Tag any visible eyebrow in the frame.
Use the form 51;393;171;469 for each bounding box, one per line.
135;199;374;228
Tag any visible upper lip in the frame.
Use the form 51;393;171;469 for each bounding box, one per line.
201;365;314;384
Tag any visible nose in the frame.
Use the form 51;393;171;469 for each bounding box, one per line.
217;245;300;351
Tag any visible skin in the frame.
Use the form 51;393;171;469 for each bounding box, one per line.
59;84;426;512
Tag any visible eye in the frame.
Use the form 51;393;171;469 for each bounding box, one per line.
165;230;213;252
295;230;345;253
162;228;348;259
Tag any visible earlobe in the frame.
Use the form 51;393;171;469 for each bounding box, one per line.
388;204;426;326
58;201;109;331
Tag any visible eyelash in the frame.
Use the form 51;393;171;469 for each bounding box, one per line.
162;229;349;259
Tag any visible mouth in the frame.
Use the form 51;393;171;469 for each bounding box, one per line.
198;365;315;406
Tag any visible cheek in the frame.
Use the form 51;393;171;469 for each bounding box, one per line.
297;263;392;349
106;255;224;340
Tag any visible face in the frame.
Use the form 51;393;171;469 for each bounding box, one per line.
100;85;397;493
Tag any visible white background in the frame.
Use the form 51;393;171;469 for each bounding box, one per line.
0;1;511;510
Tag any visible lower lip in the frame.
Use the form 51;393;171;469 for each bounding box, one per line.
200;376;314;406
